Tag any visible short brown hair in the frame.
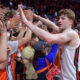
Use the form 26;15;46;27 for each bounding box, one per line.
58;9;75;21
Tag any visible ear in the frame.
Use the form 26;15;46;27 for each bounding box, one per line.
70;19;73;25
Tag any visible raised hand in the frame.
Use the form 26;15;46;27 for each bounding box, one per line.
33;13;39;19
18;4;28;24
0;20;7;33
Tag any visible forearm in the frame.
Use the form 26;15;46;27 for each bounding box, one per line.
16;29;25;39
25;22;54;44
37;16;53;27
11;30;25;40
0;60;8;70
34;15;59;32
7;21;12;29
0;31;7;62
18;29;32;47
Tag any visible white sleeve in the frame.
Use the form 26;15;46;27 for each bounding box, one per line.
8;41;18;56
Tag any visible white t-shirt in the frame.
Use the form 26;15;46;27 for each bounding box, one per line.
7;41;18;80
60;43;80;80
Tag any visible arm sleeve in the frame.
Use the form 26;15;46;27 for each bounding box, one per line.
36;44;58;68
45;44;58;63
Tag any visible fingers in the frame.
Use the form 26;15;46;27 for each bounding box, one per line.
0;20;3;27
18;4;22;12
0;21;7;32
33;13;38;19
18;4;21;8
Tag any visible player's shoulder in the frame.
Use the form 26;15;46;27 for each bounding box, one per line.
67;29;78;36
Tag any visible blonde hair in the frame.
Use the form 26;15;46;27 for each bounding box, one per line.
58;9;75;21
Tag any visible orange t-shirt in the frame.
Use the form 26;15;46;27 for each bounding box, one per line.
0;53;17;80
0;70;7;80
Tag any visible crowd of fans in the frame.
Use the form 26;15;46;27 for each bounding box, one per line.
0;0;80;31
0;0;80;80
1;0;80;20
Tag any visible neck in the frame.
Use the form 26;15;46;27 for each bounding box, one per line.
60;26;72;33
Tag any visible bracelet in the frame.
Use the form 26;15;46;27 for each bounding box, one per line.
9;18;13;21
0;32;7;36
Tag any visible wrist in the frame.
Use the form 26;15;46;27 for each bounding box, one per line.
37;16;40;20
0;28;7;32
0;32;7;36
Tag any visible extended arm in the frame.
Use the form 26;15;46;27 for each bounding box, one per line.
0;20;8;63
18;5;74;45
33;14;60;32
18;29;32;47
0;60;8;70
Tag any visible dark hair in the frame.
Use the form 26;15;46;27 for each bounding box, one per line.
5;10;16;20
33;41;51;51
32;33;37;38
23;6;33;11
